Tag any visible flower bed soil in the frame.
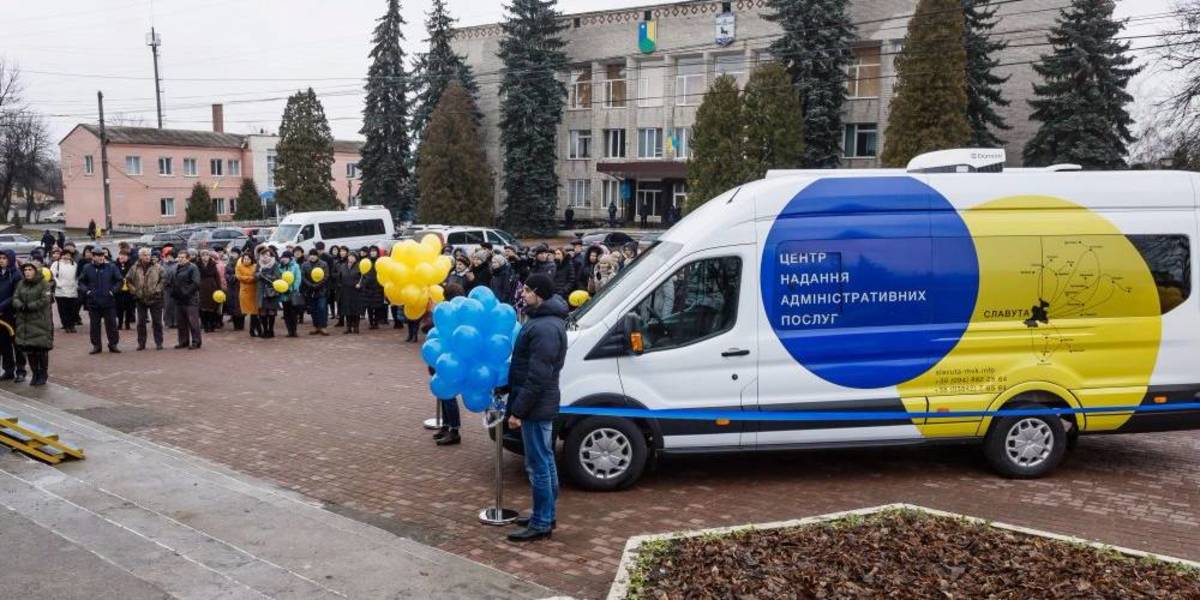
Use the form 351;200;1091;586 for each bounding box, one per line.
624;509;1200;599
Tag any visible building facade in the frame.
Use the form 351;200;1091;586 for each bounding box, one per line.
450;0;1059;225
59;111;363;229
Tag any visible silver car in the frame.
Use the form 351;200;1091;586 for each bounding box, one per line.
0;233;42;257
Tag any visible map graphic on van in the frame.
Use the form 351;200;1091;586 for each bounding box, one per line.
760;177;980;389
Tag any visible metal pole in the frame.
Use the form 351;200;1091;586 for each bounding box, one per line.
97;91;113;234
148;27;163;129
478;406;517;525
422;398;442;430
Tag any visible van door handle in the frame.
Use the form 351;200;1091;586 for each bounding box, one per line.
721;348;750;357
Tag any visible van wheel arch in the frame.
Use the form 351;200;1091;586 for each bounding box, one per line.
560;394;661;451
981;392;1075;478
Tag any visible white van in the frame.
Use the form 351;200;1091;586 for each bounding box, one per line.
267;206;394;254
522;149;1200;491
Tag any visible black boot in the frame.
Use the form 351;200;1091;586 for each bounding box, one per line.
435;429;461;446
432;426;449;441
14;369;27;383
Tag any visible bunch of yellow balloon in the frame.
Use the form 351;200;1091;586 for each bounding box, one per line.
374;234;453;320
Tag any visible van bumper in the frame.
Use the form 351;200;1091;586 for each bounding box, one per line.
1102;385;1200;435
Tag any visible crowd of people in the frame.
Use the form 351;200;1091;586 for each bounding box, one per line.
0;232;640;391
2;227;603;544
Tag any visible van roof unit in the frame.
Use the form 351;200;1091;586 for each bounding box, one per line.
906;148;1006;173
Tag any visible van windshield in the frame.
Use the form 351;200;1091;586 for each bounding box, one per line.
271;224;301;243
570;241;683;330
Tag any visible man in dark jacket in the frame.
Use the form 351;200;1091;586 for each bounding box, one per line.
529;245;556;279
172;250;202;349
77;249;123;354
505;273;568;543
0;250;27;381
40;230;55;255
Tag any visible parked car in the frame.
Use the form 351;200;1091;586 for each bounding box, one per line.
0;234;41;257
43;211;66;224
580;230;637;249
188;228;247;252
416;226;523;254
140;231;190;253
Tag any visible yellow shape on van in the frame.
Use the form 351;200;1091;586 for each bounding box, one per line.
898;195;1162;437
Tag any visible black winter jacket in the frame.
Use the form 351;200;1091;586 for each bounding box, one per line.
508;295;569;421
172;262;201;306
0;250;20;321
78;261;124;309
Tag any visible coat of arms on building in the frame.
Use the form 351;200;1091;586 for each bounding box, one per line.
638;20;657;54
715;13;735;47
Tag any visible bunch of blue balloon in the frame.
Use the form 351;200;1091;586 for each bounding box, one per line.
421;286;522;412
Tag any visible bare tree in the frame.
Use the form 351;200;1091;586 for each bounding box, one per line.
1161;1;1200;150
0;60;22;115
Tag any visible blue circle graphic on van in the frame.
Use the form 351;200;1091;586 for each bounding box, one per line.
760;177;979;389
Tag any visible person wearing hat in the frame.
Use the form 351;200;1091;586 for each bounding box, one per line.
160;247;178;330
171;250;203;349
13;262;53;385
0;250;27;381
530;245;556;279
504;272;568;542
50;248;79;334
126;247;165;350
301;249;331;335
77;247;124;354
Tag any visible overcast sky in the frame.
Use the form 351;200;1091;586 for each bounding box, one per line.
0;0;1182;150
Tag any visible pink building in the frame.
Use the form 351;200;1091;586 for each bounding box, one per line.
60;107;364;229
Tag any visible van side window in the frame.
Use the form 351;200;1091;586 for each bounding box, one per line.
318;219;387;240
1128;234;1191;314
632;256;741;351
447;231;484;245
299;225;314;241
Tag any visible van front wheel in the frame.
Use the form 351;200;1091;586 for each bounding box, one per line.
563;417;648;491
983;402;1067;478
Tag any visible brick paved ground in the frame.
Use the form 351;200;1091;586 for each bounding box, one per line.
28;316;1200;599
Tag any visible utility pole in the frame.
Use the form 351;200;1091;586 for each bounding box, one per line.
146;27;163;128
97;91;113;233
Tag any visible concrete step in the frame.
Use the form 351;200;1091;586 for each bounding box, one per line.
0;389;550;600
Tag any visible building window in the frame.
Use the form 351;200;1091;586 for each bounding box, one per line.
210;159;223;176
569;67;592;110
671;127;692;160
675;57;705;106
673;181;688;210
125;156;142;176
847;46;882;98
843;123;878;158
715;54;747;86
568;130;592;159
602;179;621;209
213;197;226;215
638;59;664;107
603;64;627;108
158;157;173;176
229;197;237;215
568;179;591;208
603;129;626;159
228;159;241;176
183;158;198;177
160;197;175;217
83;155;94;175
638;128;663;159
346;162;360;179
266;154;277;189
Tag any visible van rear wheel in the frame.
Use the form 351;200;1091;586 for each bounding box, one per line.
983;401;1067;478
563;417;648;491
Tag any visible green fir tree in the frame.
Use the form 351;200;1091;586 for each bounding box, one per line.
417;82;494;225
275;88;340;212
412;0;479;140
741;63;805;182
687;75;744;212
233;178;263;221
1023;0;1141;168
881;0;972;167
358;0;413;219
765;0;855;167
497;0;568;235
964;0;1011;148
185;182;216;224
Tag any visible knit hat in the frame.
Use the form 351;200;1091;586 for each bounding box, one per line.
524;273;554;301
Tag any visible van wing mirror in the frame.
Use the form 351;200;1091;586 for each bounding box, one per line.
622;312;645;355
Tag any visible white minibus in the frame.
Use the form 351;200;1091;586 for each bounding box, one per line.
507;149;1200;491
267;206;394;253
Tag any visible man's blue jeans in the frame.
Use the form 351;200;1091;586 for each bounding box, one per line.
520;420;557;531
309;295;328;328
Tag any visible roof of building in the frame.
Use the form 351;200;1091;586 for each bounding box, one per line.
75;124;246;149
63;124;365;155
